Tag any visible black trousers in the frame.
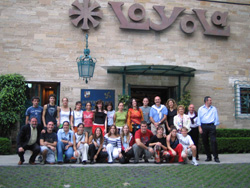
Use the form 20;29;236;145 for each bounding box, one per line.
188;127;199;158
88;143;108;163
17;143;40;163
119;148;134;164
201;124;218;159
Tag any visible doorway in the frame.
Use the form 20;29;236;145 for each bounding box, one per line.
130;85;177;106
21;82;60;126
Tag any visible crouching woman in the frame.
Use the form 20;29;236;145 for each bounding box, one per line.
166;127;184;163
103;125;122;164
119;125;135;164
88;127;108;164
73;123;89;165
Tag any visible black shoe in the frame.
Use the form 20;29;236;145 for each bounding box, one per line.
82;161;87;165
134;161;139;164
214;158;220;163
144;159;149;163
108;161;113;164
90;160;94;164
188;156;192;160
205;158;212;162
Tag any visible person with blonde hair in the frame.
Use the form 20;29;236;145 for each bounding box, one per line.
119;125;135;164
177;127;199;166
174;105;191;133
165;98;177;133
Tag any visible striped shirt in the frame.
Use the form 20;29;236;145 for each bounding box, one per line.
103;134;121;152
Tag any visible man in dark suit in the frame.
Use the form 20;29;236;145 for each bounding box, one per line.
17;117;41;165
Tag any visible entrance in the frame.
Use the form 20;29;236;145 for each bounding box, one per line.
130;85;177;106
21;82;60;126
25;82;60;106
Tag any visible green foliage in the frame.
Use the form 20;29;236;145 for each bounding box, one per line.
216;129;250;137
117;94;130;111
177;91;191;112
200;137;250;154
0;137;11;154
217;137;250;153
0;74;26;138
199;129;250;154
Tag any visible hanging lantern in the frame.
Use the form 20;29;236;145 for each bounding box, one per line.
76;34;96;84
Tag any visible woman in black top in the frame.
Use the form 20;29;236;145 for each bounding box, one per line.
166;127;184;163
165;98;177;133
93;100;107;136
146;126;169;164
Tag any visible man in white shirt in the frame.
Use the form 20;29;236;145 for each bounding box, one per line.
177;127;199;166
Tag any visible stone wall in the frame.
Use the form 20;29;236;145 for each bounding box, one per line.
0;0;249;128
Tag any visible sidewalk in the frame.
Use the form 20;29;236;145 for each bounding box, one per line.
1;152;250;166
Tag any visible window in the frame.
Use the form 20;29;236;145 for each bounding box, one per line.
234;81;250;118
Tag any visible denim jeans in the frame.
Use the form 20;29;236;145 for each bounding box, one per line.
57;140;73;162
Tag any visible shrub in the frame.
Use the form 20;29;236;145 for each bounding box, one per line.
217;137;250;153
0;74;26;138
0;137;11;155
178;91;191;113
216;129;250;138
117;94;130;111
199;137;250;154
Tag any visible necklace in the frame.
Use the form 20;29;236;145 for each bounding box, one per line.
75;110;81;116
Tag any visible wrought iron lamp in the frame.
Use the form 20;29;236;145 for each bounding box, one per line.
76;34;96;84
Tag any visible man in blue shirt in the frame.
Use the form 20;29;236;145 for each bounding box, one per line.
25;96;43;128
149;96;168;135
197;96;220;163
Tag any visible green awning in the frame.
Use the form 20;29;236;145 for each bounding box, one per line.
105;65;196;77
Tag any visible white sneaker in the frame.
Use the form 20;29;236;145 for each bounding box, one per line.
192;159;199;166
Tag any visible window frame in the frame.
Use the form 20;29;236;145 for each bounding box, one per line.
234;80;250;119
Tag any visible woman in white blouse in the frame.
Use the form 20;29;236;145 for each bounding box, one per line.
102;125;122;164
70;101;83;133
174;105;191;133
73;123;89;164
59;97;71;129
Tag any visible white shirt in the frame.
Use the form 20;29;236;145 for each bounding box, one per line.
177;133;194;150
71;110;83;127
188;112;198;128
174;114;191;132
60;109;71;124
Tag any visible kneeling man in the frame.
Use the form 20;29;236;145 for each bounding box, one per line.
40;121;58;164
17;117;41;165
133;121;154;163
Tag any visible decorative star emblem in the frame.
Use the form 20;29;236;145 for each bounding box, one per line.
69;0;103;30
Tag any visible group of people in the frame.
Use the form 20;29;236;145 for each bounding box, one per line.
17;94;220;166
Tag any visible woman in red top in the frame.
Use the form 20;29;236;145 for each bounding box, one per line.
82;102;94;137
127;98;144;135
